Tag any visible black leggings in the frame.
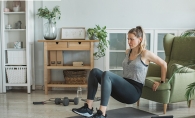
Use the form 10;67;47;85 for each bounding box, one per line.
87;68;143;106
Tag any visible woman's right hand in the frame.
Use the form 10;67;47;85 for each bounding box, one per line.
152;82;160;91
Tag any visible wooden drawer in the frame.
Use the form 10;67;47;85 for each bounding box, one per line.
47;42;67;50
68;42;90;50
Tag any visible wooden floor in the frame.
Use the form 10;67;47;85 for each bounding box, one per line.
0;89;195;118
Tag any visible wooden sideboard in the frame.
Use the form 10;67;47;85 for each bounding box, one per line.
38;40;98;94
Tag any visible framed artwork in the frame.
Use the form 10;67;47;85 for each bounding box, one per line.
61;27;85;40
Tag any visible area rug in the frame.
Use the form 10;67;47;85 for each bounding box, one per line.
68;107;156;118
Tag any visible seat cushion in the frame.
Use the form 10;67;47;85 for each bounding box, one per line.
144;77;171;90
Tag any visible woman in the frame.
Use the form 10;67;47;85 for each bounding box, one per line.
72;26;167;118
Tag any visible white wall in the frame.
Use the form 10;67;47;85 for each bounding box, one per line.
24;0;195;85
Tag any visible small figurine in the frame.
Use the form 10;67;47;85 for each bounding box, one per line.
15;21;22;29
4;8;10;12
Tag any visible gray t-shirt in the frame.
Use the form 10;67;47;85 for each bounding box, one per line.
122;49;148;84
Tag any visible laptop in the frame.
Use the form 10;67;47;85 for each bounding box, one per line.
151;115;173;118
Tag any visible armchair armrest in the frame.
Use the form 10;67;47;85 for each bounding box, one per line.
169;63;195;77
146;63;161;77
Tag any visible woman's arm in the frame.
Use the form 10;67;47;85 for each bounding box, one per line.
142;50;167;91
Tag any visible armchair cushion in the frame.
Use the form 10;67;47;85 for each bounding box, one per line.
146;63;161;77
145;77;171;90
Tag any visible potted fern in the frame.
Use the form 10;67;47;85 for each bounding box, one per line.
87;25;109;59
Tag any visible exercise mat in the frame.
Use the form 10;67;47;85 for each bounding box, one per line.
68;107;156;118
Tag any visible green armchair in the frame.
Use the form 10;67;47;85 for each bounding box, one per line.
139;34;195;114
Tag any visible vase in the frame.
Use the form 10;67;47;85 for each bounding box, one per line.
43;19;57;40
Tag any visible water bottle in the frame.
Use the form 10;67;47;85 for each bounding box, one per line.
77;86;82;98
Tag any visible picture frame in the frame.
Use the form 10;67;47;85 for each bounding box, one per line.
61;27;85;40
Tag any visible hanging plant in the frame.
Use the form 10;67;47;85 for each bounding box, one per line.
87;25;109;60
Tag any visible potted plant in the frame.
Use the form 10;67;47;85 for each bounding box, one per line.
180;29;195;37
36;6;61;40
87;25;109;59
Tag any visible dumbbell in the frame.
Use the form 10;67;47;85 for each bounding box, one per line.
55;97;68;106
64;97;79;106
55;97;79;106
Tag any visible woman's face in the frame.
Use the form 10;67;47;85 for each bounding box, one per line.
127;33;142;49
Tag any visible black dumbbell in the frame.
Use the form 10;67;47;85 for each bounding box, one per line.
55;97;69;106
55;97;79;106
64;97;79;106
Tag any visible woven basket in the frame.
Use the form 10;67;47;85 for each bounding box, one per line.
5;66;27;83
63;70;87;84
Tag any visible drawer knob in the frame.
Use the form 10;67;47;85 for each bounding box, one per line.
56;42;59;44
57;61;61;64
78;42;81;44
51;61;55;64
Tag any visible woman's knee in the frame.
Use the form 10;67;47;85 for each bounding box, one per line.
103;71;109;75
90;68;101;75
89;68;103;79
102;71;111;80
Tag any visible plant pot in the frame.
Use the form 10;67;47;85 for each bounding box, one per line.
89;35;98;40
44;19;57;40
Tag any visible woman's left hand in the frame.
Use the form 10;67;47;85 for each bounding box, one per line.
152;82;160;91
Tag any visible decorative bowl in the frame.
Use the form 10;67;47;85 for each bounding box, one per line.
13;7;20;12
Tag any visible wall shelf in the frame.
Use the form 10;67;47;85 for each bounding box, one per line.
47;81;87;88
46;66;91;70
4;29;26;32
5;48;26;50
4;12;25;15
5;64;27;66
5;83;28;86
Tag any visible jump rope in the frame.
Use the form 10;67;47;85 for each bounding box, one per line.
33;98;56;105
33;97;101;105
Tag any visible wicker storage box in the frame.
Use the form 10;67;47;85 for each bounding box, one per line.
5;66;27;83
63;70;87;84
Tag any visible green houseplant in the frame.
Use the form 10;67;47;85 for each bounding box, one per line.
87;25;109;59
181;29;195;37
37;6;61;40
